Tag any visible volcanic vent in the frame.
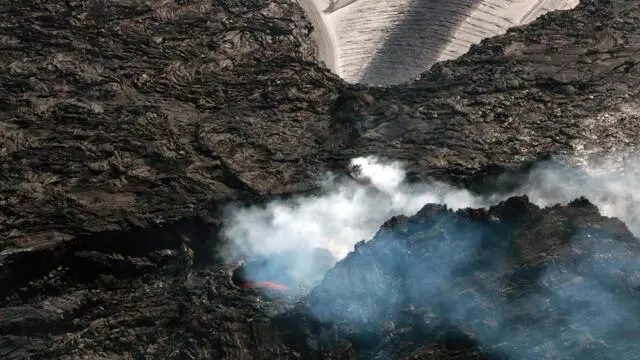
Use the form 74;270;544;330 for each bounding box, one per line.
2;0;640;358
220;154;640;358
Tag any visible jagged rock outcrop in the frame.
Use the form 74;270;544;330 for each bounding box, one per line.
1;0;640;359
4;196;638;359
2;0;640;254
291;196;640;359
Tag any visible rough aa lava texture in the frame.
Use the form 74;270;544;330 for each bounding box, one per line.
296;196;640;359
1;0;640;359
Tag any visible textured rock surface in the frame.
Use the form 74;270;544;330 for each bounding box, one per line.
300;196;640;359
342;0;640;185
0;0;345;254
3;196;638;360
1;0;640;359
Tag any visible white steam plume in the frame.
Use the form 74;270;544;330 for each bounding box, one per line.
221;156;481;261
221;154;640;262
499;155;640;232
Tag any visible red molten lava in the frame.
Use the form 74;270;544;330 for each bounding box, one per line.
238;281;289;291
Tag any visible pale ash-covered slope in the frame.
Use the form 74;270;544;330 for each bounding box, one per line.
438;0;579;62
300;0;578;84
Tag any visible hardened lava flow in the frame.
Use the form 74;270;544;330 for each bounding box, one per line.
230;247;336;294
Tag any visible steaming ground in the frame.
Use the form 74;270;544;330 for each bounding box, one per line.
221;155;640;357
221;154;640;261
306;197;640;360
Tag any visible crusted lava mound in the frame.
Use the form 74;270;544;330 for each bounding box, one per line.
280;196;640;359
4;195;640;359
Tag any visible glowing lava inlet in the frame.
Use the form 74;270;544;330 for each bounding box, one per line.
238;281;289;291
222;154;640;292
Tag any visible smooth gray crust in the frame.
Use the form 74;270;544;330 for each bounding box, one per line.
324;0;359;13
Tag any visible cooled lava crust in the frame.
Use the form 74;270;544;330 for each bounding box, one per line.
1;0;640;359
231;248;336;292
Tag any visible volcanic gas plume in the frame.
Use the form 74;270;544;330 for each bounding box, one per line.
221;154;640;264
220;153;640;317
220;154;640;358
305;197;640;359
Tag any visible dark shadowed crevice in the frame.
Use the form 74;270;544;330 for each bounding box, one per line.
0;208;227;306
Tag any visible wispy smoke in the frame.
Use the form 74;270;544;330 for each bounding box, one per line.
499;228;640;359
306;210;640;359
499;155;640;234
221;154;640;262
221;154;640;357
